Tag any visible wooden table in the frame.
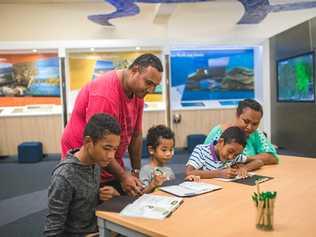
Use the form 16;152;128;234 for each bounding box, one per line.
96;155;316;237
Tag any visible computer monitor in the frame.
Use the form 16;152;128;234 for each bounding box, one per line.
277;52;315;102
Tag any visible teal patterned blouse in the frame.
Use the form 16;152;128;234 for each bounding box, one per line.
204;125;279;162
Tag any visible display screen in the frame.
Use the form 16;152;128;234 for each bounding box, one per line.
170;49;255;102
277;52;315;102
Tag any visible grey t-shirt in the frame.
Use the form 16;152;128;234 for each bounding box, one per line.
139;164;175;187
44;149;100;236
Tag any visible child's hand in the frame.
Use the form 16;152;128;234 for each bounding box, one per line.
220;168;237;178
184;175;200;182
99;186;120;201
236;167;248;178
231;163;245;169
152;174;167;187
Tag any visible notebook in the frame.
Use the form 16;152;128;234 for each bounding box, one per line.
160;181;222;197
231;175;273;186
215;173;273;186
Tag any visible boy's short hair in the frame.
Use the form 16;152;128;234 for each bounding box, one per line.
237;99;263;117
146;125;175;150
84;113;121;142
220;126;247;147
129;53;163;72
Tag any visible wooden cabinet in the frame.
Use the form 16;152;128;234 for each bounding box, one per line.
0;115;62;156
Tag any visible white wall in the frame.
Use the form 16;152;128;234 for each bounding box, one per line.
0;3;167;41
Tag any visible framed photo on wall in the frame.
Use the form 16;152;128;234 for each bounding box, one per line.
68;50;164;111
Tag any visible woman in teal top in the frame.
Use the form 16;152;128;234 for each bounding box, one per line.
204;99;278;165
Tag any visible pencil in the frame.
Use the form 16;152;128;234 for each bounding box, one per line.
268;198;273;230
256;199;264;226
256;180;260;195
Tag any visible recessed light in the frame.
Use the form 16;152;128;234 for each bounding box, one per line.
136;46;141;50
90;48;95;52
32;49;38;53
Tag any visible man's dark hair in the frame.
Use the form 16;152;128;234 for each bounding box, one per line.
146;125;174;150
84;113;121;142
129;53;163;72
237;99;263;117
220;126;247;147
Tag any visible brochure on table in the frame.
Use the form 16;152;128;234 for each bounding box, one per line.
120;194;183;220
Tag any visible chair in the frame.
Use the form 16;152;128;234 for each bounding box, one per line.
187;134;207;153
18;141;43;163
142;138;149;158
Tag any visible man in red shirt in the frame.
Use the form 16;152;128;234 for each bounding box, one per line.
61;54;163;196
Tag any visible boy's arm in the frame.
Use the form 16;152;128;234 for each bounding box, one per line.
235;159;264;178
185;165;236;179
143;175;167;193
99;186;120;201
140;168;166;194
185;145;236;179
142;181;158;194
45;175;72;237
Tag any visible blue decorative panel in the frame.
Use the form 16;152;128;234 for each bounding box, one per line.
88;0;316;26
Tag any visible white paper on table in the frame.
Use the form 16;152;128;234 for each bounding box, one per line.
160;182;222;197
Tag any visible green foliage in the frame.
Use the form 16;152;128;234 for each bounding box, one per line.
295;62;311;96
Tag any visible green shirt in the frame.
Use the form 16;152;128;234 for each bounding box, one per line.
204;125;279;162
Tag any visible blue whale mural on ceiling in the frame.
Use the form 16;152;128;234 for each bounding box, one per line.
88;0;316;26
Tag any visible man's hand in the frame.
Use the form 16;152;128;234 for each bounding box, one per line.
220;168;237;178
121;174;144;197
131;169;140;178
99;186;120;201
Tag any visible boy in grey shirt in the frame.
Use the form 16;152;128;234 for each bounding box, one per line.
45;113;121;236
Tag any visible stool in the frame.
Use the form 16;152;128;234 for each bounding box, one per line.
18;141;43;163
187;134;207;153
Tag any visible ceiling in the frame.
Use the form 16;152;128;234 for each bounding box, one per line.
0;0;103;2
0;0;315;43
87;0;316;26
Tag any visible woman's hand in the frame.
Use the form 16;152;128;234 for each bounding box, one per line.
236;167;248;178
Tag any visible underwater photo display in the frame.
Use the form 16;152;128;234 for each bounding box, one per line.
170;49;254;108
